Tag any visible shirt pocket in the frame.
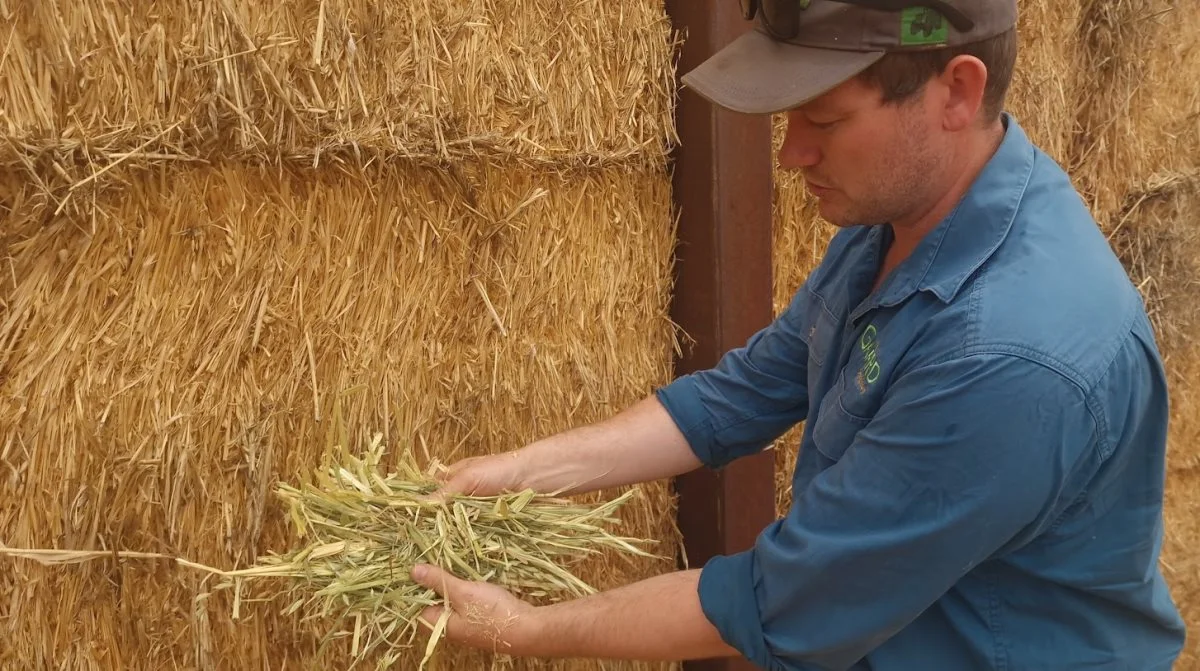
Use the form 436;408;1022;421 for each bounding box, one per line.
797;288;837;369
812;368;873;462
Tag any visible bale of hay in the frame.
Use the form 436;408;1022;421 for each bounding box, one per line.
1;432;658;670
1069;0;1200;226
2;2;683;670
1107;172;1200;356
0;160;681;670
1005;0;1084;163
0;0;678;174
1160;346;1200;671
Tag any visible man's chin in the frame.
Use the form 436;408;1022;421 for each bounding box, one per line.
814;199;884;229
815;201;855;228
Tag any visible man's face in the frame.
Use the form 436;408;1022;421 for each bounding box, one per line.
777;76;946;228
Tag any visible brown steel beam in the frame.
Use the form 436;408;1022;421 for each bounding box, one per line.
664;2;777;670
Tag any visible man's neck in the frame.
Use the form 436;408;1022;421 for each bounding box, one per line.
874;120;1006;291
898;122;1005;248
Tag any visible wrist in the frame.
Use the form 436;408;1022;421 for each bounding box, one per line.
505;445;537;492
514;437;577;494
512;605;551;657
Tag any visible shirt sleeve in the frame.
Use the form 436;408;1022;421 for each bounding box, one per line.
654;290;813;469
696;353;1098;671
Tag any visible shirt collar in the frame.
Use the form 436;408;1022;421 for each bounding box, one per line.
852;113;1036;321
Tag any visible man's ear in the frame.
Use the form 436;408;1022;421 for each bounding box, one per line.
938;55;989;131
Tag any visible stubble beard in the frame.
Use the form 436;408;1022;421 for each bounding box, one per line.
816;111;943;229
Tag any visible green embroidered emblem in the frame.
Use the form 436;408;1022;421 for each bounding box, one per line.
855;325;882;393
901;7;948;46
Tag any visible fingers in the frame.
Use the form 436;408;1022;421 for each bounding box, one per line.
412;564;466;602
412;488;450;504
414;459;478;502
412;568;535;655
428;458;484;498
415;604;447;634
413;568;464;645
441;456;480;481
413;477;471;504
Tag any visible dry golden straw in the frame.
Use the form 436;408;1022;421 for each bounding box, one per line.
1;433;657;671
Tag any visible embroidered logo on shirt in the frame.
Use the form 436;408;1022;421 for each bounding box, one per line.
856;324;882;393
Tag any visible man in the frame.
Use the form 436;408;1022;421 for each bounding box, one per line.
411;1;1188;668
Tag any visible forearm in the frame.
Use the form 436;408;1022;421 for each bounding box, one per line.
515;395;702;496
527;569;739;661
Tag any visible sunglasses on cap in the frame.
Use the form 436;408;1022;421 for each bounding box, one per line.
740;0;976;40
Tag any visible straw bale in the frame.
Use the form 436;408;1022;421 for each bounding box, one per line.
1107;172;1200;356
1161;345;1200;670
1006;0;1084;163
1069;0;1200;226
0;160;681;671
0;0;679;180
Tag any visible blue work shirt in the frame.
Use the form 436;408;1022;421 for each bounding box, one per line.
656;115;1186;670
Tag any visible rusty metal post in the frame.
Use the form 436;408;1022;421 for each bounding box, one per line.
663;1;777;670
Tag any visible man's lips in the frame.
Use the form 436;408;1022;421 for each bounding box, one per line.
806;180;835;195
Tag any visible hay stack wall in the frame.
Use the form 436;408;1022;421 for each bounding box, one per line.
771;1;1200;666
0;2;683;670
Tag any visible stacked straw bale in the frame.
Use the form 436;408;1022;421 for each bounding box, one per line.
770;2;1200;665
1;0;677;171
1004;0;1083;163
0;1;683;670
1069;0;1200;225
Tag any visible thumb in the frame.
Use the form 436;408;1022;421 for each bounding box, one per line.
412;564;466;602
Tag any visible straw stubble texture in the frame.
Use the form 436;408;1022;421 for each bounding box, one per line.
1070;0;1200;227
0;159;682;670
1064;9;1200;663
3;0;683;668
1;0;678;174
1162;347;1200;671
1004;0;1083;164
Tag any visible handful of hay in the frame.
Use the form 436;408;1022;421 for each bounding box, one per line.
0;434;657;669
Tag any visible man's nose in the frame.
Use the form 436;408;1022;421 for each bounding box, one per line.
778;117;822;170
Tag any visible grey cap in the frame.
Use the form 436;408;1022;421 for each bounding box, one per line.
681;0;1018;114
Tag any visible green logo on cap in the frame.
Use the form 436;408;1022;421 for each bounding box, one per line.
901;7;948;46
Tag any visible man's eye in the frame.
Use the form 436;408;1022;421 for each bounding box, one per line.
810;119;839;130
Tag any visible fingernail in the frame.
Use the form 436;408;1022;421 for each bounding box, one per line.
412;564;427;581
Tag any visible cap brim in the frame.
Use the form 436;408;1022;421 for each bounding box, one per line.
681;30;885;115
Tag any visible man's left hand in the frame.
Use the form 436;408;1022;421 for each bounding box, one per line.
411;564;542;656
